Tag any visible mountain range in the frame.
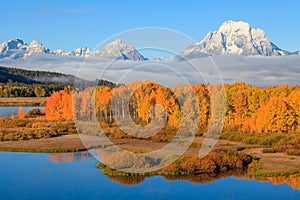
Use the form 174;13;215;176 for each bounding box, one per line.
0;39;146;61
0;20;299;60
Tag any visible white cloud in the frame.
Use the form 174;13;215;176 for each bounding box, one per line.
1;54;300;87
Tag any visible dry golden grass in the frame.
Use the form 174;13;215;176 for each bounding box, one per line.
0;97;47;106
0;134;85;152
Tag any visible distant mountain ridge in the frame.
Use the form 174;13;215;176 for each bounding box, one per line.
0;39;146;61
0;66;114;87
181;20;298;58
0;66;83;84
0;20;299;60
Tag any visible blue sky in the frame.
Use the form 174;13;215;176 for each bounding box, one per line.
1;0;299;54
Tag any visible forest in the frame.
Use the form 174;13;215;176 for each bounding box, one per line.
0;82;67;97
0;66;84;85
43;81;300;176
2;81;300;176
45;81;300;135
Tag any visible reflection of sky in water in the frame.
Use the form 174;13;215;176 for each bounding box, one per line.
0;152;300;199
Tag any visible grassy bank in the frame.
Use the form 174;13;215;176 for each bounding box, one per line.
1;115;300;178
96;148;253;177
0;97;47;106
0;134;86;153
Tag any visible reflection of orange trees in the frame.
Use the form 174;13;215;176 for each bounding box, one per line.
48;152;89;163
254;174;300;190
46;81;300;135
107;175;146;186
97;149;252;176
102;167;300;188
107;170;246;186
163;170;246;184
266;174;300;190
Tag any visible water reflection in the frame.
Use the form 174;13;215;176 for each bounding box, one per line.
102;168;300;190
1;151;300;199
47;152;300;191
257;174;300;190
0;106;44;117
104;170;247;186
48;152;90;163
107;175;146;186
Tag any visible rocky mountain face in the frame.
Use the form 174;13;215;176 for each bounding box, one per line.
0;21;298;60
181;20;289;58
0;39;146;60
94;39;146;60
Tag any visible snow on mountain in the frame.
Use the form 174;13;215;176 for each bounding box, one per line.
68;47;94;57
94;39;146;60
0;39;27;59
0;21;298;61
24;40;50;57
51;49;68;56
181;20;289;58
0;38;146;60
0;39;52;59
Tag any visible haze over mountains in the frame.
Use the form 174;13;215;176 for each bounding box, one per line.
0;20;299;61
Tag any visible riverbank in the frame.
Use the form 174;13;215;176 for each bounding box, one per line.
0;134;86;152
0;97;47;106
0;133;300;177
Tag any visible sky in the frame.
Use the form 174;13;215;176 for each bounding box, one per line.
1;0;300;55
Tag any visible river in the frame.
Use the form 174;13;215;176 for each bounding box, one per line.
0;106;44;117
0;151;299;200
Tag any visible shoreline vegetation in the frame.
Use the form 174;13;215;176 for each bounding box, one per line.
0;97;47;106
0;116;300;178
1;81;300;181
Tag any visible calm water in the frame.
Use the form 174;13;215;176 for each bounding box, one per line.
0;152;300;200
0;106;44;117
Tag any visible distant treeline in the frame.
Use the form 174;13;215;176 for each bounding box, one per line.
0;66;115;97
0;66;84;85
0;82;67;97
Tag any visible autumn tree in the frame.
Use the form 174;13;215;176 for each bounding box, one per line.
43;81;300;135
256;96;297;133
34;86;46;97
95;86;113;122
18;106;25;119
45;90;73;121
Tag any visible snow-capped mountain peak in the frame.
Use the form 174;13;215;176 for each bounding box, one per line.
25;40;50;56
4;39;26;49
68;47;94;57
0;39;27;58
181;20;288;58
94;39;146;60
218;20;252;35
0;38;146;60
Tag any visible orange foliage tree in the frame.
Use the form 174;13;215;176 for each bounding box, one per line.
46;90;73;121
45;81;300;135
256;96;297;133
18;106;25;119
